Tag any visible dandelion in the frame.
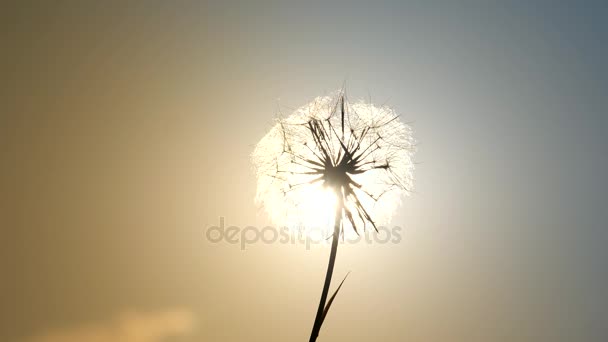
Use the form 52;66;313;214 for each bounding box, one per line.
252;90;416;341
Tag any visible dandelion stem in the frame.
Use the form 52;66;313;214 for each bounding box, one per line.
309;194;343;342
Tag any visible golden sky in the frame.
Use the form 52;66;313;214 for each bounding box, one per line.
2;1;607;341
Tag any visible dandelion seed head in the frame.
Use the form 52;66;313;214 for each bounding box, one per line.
252;92;416;235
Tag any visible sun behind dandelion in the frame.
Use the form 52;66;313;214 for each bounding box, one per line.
252;91;416;237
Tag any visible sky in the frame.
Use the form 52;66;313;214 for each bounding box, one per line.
2;1;607;341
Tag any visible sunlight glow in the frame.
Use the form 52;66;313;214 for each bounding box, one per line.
252;92;415;238
283;184;338;235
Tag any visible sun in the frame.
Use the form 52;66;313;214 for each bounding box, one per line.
282;183;338;238
252;91;415;240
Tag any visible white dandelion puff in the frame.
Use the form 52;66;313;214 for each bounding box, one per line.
252;91;416;235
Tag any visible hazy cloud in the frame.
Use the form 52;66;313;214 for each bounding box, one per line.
23;308;195;342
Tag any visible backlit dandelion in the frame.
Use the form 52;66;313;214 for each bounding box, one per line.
252;90;416;341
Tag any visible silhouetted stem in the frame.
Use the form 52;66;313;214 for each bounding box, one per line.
309;198;342;342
